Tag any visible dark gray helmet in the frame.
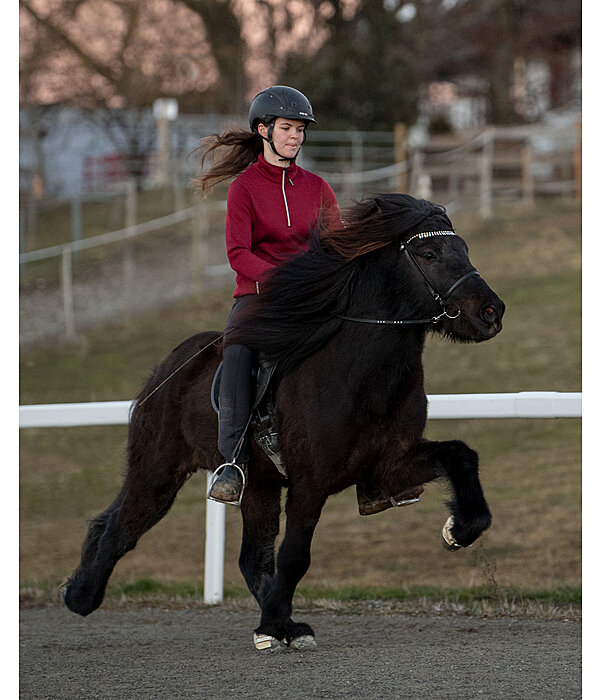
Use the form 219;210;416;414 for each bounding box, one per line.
249;86;316;132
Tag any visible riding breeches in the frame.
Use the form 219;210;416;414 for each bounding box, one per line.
218;297;254;464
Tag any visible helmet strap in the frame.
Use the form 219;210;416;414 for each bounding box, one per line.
259;121;307;163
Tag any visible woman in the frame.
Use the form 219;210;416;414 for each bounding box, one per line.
196;85;340;505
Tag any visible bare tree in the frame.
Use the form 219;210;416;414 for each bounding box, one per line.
19;0;227;184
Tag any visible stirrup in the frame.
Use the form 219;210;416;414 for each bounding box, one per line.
357;483;424;516
208;462;247;507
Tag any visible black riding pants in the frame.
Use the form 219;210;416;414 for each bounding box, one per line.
218;296;254;463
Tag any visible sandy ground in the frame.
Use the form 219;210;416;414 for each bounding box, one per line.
20;606;581;699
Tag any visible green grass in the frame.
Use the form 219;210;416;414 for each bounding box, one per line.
20;578;580;620
20;198;582;611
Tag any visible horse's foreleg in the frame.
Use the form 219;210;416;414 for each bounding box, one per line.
63;460;187;616
255;487;326;648
239;477;282;606
399;439;492;549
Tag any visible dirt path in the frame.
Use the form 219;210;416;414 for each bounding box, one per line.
20;606;581;699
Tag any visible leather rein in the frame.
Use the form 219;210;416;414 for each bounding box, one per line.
338;230;480;327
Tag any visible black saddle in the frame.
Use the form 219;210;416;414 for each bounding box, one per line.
211;361;287;478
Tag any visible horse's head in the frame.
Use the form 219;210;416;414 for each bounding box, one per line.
397;228;505;342
324;193;505;343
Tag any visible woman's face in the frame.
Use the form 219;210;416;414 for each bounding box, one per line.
258;118;305;163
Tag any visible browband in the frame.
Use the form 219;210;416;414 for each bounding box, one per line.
403;230;455;245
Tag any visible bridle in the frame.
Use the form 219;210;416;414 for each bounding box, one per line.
338;230;480;327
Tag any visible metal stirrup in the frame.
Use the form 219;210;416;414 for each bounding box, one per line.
208;462;247;506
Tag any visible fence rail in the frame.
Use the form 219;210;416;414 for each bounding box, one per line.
19;392;581;605
18;392;582;428
20;122;580;346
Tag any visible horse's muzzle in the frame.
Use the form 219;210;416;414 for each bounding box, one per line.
479;299;505;335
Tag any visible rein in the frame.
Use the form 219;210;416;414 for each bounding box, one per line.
338;230;480;327
136;334;223;408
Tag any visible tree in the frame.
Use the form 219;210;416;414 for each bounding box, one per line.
275;0;466;130
440;0;581;123
19;0;230;186
19;0;223;111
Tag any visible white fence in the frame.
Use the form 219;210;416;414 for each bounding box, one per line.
19;392;582;604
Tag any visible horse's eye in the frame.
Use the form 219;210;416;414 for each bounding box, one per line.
421;250;436;261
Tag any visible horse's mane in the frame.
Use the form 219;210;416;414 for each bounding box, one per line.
226;193;453;377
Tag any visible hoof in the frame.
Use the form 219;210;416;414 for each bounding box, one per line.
441;515;462;552
253;633;286;652
288;634;317;651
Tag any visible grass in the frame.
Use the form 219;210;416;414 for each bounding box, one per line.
19;197;581;614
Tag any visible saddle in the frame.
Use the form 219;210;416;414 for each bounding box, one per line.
211;360;288;479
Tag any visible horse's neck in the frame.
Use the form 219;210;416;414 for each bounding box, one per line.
333;325;426;385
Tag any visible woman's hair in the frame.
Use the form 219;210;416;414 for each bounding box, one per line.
191;127;264;194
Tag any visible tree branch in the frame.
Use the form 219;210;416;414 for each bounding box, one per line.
19;0;120;84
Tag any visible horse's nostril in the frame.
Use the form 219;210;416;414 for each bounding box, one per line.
480;305;500;324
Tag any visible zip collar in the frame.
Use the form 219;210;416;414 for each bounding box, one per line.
256;153;298;184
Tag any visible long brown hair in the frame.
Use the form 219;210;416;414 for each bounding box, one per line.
191;127;263;194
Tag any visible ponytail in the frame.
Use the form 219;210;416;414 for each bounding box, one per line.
192;128;263;194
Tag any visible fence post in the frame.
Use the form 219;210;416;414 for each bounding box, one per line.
408;150;424;196
574;121;582;202
71;196;82;253
521;144;535;208
26;195;37;251
204;474;226;604
173;174;185;213
60;245;76;340
351;131;363;200
394;123;407;193
19;208;26;274
193;204;209;295
479;130;494;218
122;179;137;322
416;173;432;200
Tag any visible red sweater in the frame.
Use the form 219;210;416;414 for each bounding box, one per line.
225;154;340;297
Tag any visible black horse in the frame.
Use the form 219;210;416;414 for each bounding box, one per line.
63;194;505;651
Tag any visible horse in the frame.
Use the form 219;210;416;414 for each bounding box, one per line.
63;193;505;651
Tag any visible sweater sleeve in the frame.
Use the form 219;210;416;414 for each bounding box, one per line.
321;180;344;230
225;180;277;281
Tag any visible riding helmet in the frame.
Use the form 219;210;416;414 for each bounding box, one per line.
248;86;316;132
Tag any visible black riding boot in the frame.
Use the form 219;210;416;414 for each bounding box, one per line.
208;462;247;506
210;337;254;506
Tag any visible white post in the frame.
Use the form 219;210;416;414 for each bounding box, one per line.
203;474;226;604
61;245;76;340
409;150;424;196
479;130;494;218
193;205;209;296
153;98;178;189
123;179;136;322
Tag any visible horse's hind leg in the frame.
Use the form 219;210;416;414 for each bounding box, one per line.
63;454;188;616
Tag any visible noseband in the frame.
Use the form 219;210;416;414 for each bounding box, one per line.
339;230;480;327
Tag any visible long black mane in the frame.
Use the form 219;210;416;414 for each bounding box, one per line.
226;193;453;376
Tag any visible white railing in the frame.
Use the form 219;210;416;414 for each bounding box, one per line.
19;392;582;604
